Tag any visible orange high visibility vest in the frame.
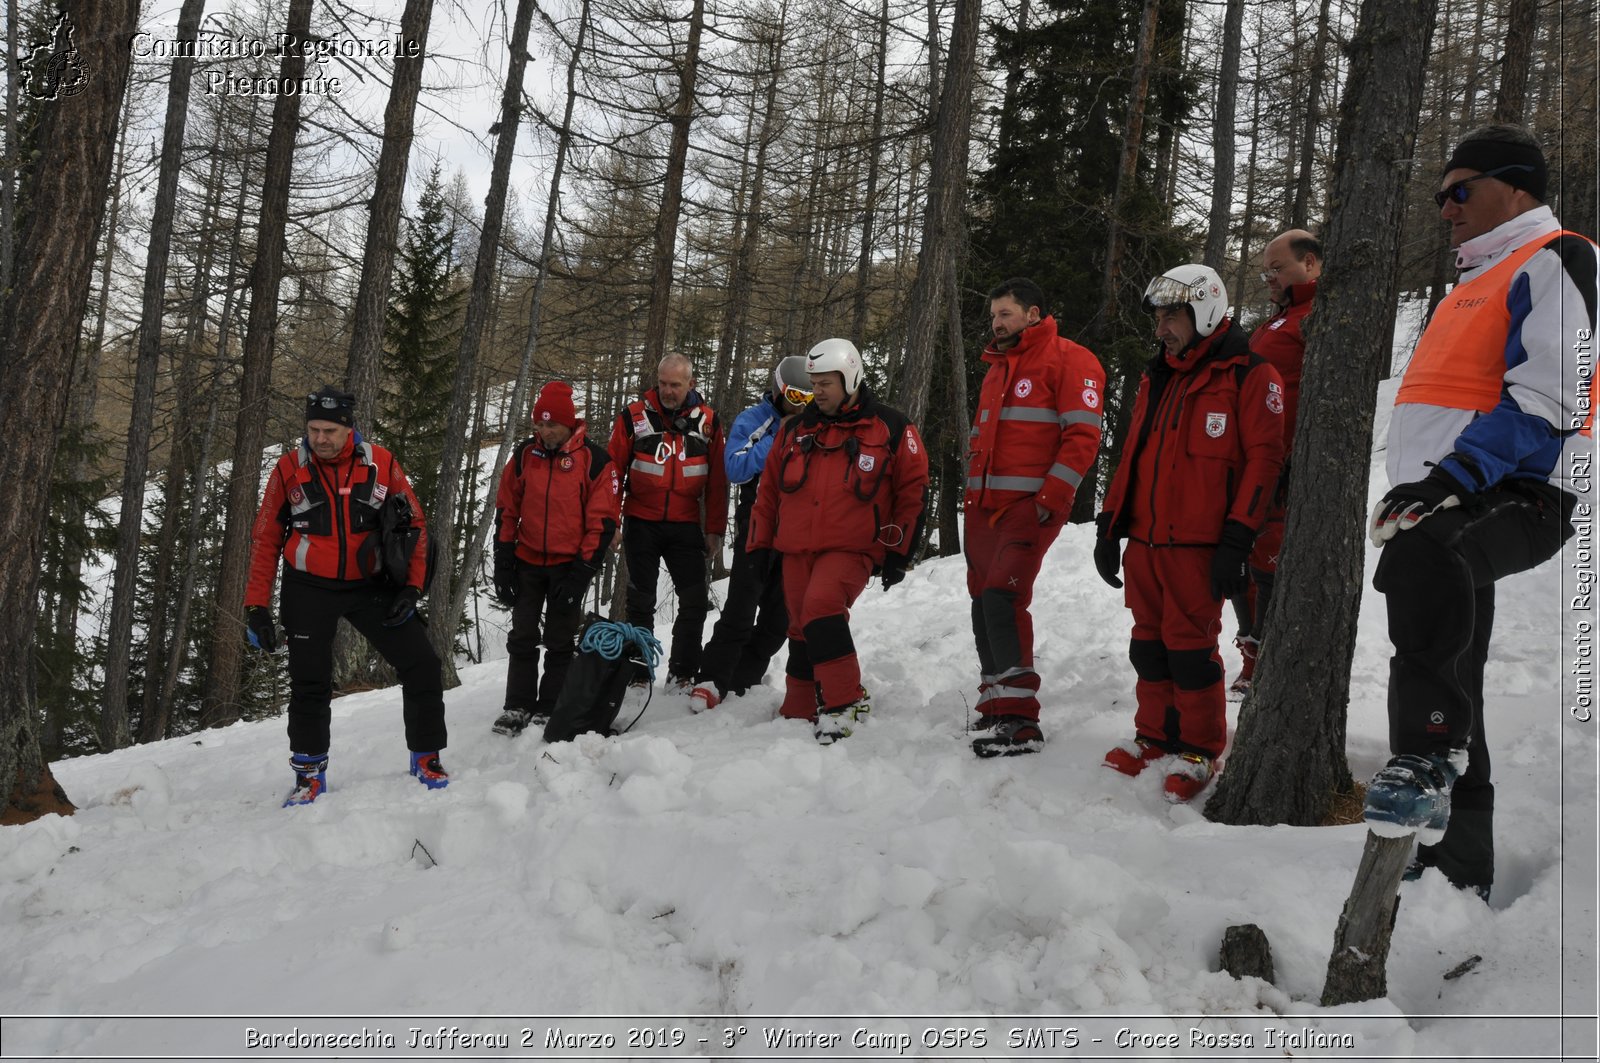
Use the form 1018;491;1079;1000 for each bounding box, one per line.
1398;229;1593;435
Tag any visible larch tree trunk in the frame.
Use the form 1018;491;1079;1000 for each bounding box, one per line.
1205;0;1440;826
850;0;893;347
1291;0;1336;229
1;0;17;295
101;0;207;752
426;0;536;680
455;0;593;642
1095;0;1159;349
0;0;141;824
638;0;706;381
343;0;435;406
199;0;314;729
1491;0;1537;122
897;0;981;424
1203;0;1245;268
1232;16;1266;307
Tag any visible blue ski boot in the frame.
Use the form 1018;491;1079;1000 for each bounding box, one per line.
283;753;328;807
409;751;450;789
1364;752;1461;845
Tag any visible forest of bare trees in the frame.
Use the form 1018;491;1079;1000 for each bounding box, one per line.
1;0;1592;818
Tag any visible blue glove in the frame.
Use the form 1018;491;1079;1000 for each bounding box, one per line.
246;606;279;653
384;586;420;627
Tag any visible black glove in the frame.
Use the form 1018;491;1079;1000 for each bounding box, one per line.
1210;520;1255;601
1369;464;1470;547
246;606;279;654
384;586;420;627
493;541;519;605
747;547;778;581
552;560;597;611
881;553;909;591
1093;513;1123;590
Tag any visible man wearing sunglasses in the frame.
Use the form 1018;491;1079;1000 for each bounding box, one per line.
964;278;1107;757
244;385;448;805
686;356;813;714
1228;230;1323;701
1364;125;1596;901
607;354;729;693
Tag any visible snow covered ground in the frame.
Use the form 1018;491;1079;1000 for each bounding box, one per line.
5;370;1597;1060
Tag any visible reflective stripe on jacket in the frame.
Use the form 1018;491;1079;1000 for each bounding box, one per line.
245;433;429;606
607;387;729;530
965;315;1105;517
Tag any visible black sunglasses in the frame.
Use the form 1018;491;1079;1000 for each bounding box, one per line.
1434;164;1535;208
307;393;353;409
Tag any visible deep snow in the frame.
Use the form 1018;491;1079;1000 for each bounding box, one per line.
3;375;1596;1062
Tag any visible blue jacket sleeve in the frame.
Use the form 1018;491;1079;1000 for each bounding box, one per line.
725;401;781;485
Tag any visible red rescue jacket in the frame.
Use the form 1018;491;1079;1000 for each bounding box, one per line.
607;388;729;531
1100;319;1286;545
495;422;621;566
966;315;1106;518
748;385;930;564
1248;279;1314;457
245;433;429;606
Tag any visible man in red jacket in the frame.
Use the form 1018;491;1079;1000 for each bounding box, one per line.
608;354;729;691
244;386;447;806
1094;266;1285;802
965;278;1106;757
749;338;929;744
1229;230;1321;699
491;380;621;737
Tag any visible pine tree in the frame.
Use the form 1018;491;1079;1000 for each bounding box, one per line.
376;167;464;509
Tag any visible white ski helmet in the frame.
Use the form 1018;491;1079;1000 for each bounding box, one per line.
773;354;811;402
804;337;864;397
1141;264;1230;337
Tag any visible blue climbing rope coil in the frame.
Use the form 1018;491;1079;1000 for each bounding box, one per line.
580;619;663;681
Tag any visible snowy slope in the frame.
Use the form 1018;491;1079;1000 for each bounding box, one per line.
5;379;1596;1061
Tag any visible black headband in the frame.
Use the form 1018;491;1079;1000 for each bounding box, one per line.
1443;138;1547;202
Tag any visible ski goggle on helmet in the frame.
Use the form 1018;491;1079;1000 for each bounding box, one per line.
773;354;813;406
1140;264;1229;338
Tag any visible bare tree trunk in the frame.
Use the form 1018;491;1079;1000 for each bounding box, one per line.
1206;0;1439;826
897;0;981;424
426;0;536;681
850;0;893;347
1095;0;1160;348
102;0;207;751
200;0;314;730
453;0;593;658
1233;17;1266;309
344;0;435;406
638;0;706;380
1492;0;1536;122
0;0;140;824
1204;0;1245;268
0;0;17;295
1291;0;1336;228
711;5;785;406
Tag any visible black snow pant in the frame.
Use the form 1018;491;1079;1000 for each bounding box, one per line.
1374;479;1575;891
504;561;584;714
280;575;447;757
623;516;710;680
695;515;788;697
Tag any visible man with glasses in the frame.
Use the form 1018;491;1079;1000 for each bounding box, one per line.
1363;125;1596;900
1228;230;1323;700
244;385;448;805
687;356;813;714
963;278;1107;756
607;354;729;693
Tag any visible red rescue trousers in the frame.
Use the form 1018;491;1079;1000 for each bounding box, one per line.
963;502;1063;721
1122;540;1228;757
780;551;874;718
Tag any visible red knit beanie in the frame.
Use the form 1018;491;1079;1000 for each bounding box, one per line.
533;380;577;429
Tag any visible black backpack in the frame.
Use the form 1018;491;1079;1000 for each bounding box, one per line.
358;492;438;596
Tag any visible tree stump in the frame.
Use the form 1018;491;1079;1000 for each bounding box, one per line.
1321;830;1414;1005
1220;923;1275;983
